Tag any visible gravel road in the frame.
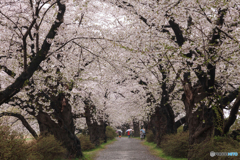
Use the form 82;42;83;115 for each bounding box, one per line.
95;137;162;160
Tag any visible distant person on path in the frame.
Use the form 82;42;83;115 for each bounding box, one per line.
140;131;144;140
128;130;131;138
140;127;145;140
143;128;146;139
118;131;122;138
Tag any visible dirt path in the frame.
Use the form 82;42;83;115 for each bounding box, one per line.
95;137;162;160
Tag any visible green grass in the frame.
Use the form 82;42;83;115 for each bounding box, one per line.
25;137;34;141
141;140;187;160
82;138;117;160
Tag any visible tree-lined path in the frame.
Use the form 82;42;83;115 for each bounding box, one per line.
95;137;161;160
1;0;240;159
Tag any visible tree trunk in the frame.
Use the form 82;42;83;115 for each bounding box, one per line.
182;85;214;159
37;93;82;158
143;121;148;133
188;106;214;145
149;113;157;139
188;106;214;158
84;99;106;146
159;68;176;135
88;121;100;146
133;120;140;137
121;127;126;135
99;119;107;143
36;97;83;159
159;104;176;134
149;106;166;146
149;101;176;147
84;103;100;146
148;65;177;146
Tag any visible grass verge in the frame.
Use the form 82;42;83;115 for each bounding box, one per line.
82;138;117;160
141;140;187;160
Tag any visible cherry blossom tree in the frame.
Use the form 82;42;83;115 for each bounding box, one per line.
0;0;85;158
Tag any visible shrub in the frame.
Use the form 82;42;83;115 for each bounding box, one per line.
161;131;240;159
161;131;189;158
146;130;155;143
77;134;95;151
27;134;66;160
0;124;66;160
177;125;184;133
0;125;28;160
190;136;240;160
106;126;116;140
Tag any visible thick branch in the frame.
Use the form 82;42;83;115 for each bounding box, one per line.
168;18;185;47
0;65;16;78
23;16;37;72
0;112;38;139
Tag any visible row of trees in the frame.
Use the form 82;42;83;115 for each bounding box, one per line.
1;0;240;159
109;0;240;158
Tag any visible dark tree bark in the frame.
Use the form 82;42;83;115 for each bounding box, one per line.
149;106;168;146
83;99;107;146
0;65;16;78
159;64;176;135
159;96;176;135
84;101;100;146
181;71;215;159
133;119;140;137
143;121;149;133
188;106;215;158
188;105;214;145
99;118;107;143
147;64;177;147
36;94;83;158
148;114;156;137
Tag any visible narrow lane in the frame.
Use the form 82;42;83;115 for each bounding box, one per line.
95;137;161;160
